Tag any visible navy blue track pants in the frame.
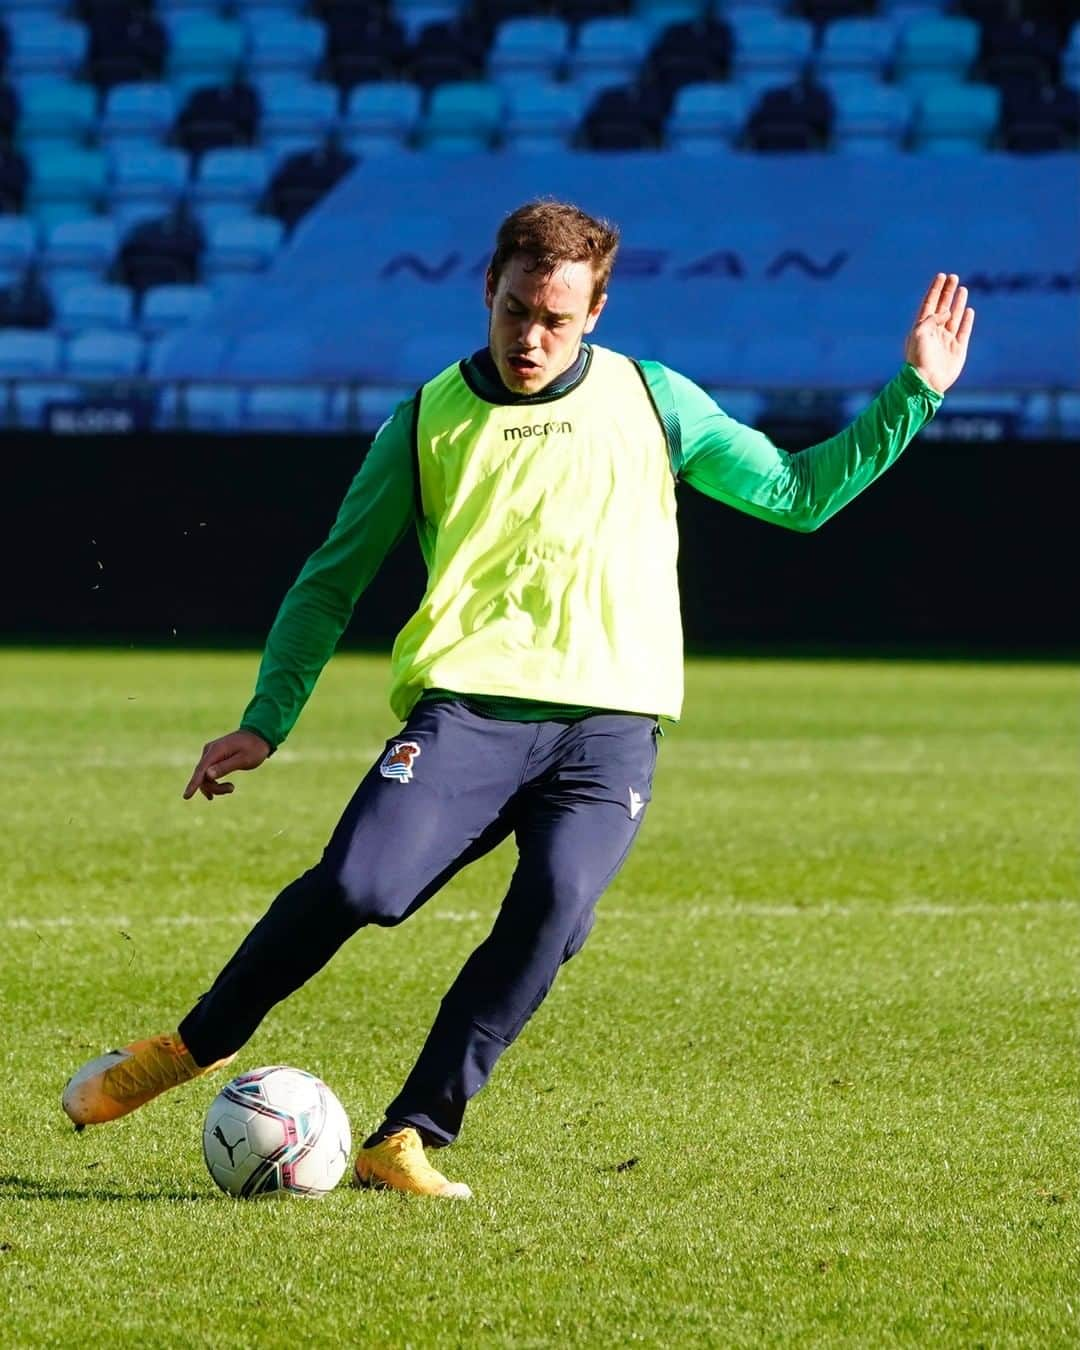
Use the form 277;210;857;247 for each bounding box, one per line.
179;698;659;1145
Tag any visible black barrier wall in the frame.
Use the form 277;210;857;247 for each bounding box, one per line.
3;431;1077;650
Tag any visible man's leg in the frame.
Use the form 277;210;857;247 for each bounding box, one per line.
377;713;659;1146
63;700;527;1126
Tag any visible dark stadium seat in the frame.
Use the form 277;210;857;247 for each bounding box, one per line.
0;273;54;330
262;144;356;228
0;84;19;145
408;20;490;89
114;209;204;293
1000;81;1079;150
324;12;407;87
746;81;833;151
87;9;166;88
581;86;663;150
173;82;259;156
979;19;1061;92
644;19;733;102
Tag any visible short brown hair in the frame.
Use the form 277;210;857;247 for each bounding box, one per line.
488;199;621;307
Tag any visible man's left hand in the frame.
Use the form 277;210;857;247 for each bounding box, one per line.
903;273;975;395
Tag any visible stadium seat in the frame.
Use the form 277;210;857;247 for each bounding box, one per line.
746;80;833;151
167;17;247;93
666;82;748;152
831;80;913;152
115;209;204;292
894;16;980;90
488;18;571;87
418;81;503;151
259;80;340;161
408;17;489;91
5;16;89;79
248;15;327;77
979;19;1061;96
912;81;1000;152
191;147;271;224
0;85;17;146
167;382;244;430
1000;82;1079;153
567;18;650;98
173;82;259;156
1064;23;1080;95
393;0;468;42
504;83;584;152
204;214;284;281
65;328;144;378
41;216;118;293
17;80;97;147
0;146;30;214
26;145;107;227
109;146;190;229
0;327;60;375
87;9;167;88
816;18;896;83
341;81;423;155
101;83;176;146
644;19;733;101
633;0;709;41
244;384;329;430
0;216;36;285
55;282;134;334
262;144;355;227
140;283;214;336
729;14;814;93
324;11;407;89
582;86;663;149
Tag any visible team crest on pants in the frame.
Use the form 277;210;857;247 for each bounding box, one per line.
380;740;421;783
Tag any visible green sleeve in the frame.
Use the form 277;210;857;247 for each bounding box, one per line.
641;361;942;533
239;398;416;749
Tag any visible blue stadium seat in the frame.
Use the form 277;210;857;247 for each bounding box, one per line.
248;16;327;78
101;83;176;146
26;145;107;227
244;384;328;430
65;329;144;379
55;282;134;334
488;19;571;87
666;82;748;152
0;216;36;285
108;146;190;230
633;0;708;41
41;216;118;293
729;13;813;92
504;83;585;152
912;82;1000;153
568;18;650;98
17;80;97;146
167;383;245;431
204;215;285;284
894;16;980;90
191;147;271;224
1064;23;1080;94
5;16;88;78
167;16;247;93
141;283;214;336
341;82;423;155
831;79;912;151
0;327;60;376
260;80;339;161
392;0;468;42
816;18;896;82
418;82;503;151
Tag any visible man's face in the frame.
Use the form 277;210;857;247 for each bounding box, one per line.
485;253;607;396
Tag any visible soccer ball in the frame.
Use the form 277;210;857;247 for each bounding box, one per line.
203;1065;352;1199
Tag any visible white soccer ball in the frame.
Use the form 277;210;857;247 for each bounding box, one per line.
203;1065;352;1199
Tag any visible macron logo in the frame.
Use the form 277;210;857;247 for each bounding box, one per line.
504;420;573;441
628;788;644;820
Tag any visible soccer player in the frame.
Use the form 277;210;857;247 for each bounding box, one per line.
64;201;975;1198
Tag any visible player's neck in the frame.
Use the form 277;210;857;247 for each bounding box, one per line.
467;345;591;405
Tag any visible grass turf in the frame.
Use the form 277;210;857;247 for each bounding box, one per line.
1;649;1077;1348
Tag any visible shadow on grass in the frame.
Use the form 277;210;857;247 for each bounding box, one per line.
0;1174;209;1204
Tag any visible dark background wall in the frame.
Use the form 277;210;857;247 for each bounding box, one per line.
4;431;1077;651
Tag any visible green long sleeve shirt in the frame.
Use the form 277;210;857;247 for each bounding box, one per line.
240;353;941;748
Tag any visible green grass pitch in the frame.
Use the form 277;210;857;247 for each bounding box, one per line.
1;649;1077;1348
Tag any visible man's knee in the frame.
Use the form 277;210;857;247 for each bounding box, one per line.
333;858;410;927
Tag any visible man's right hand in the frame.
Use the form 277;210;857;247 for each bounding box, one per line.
183;730;272;801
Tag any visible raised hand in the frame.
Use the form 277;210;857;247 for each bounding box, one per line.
903;273;975;395
183;729;271;801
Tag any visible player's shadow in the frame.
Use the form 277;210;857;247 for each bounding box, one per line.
0;1173;208;1204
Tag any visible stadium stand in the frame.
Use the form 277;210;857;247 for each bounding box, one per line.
0;0;1071;433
